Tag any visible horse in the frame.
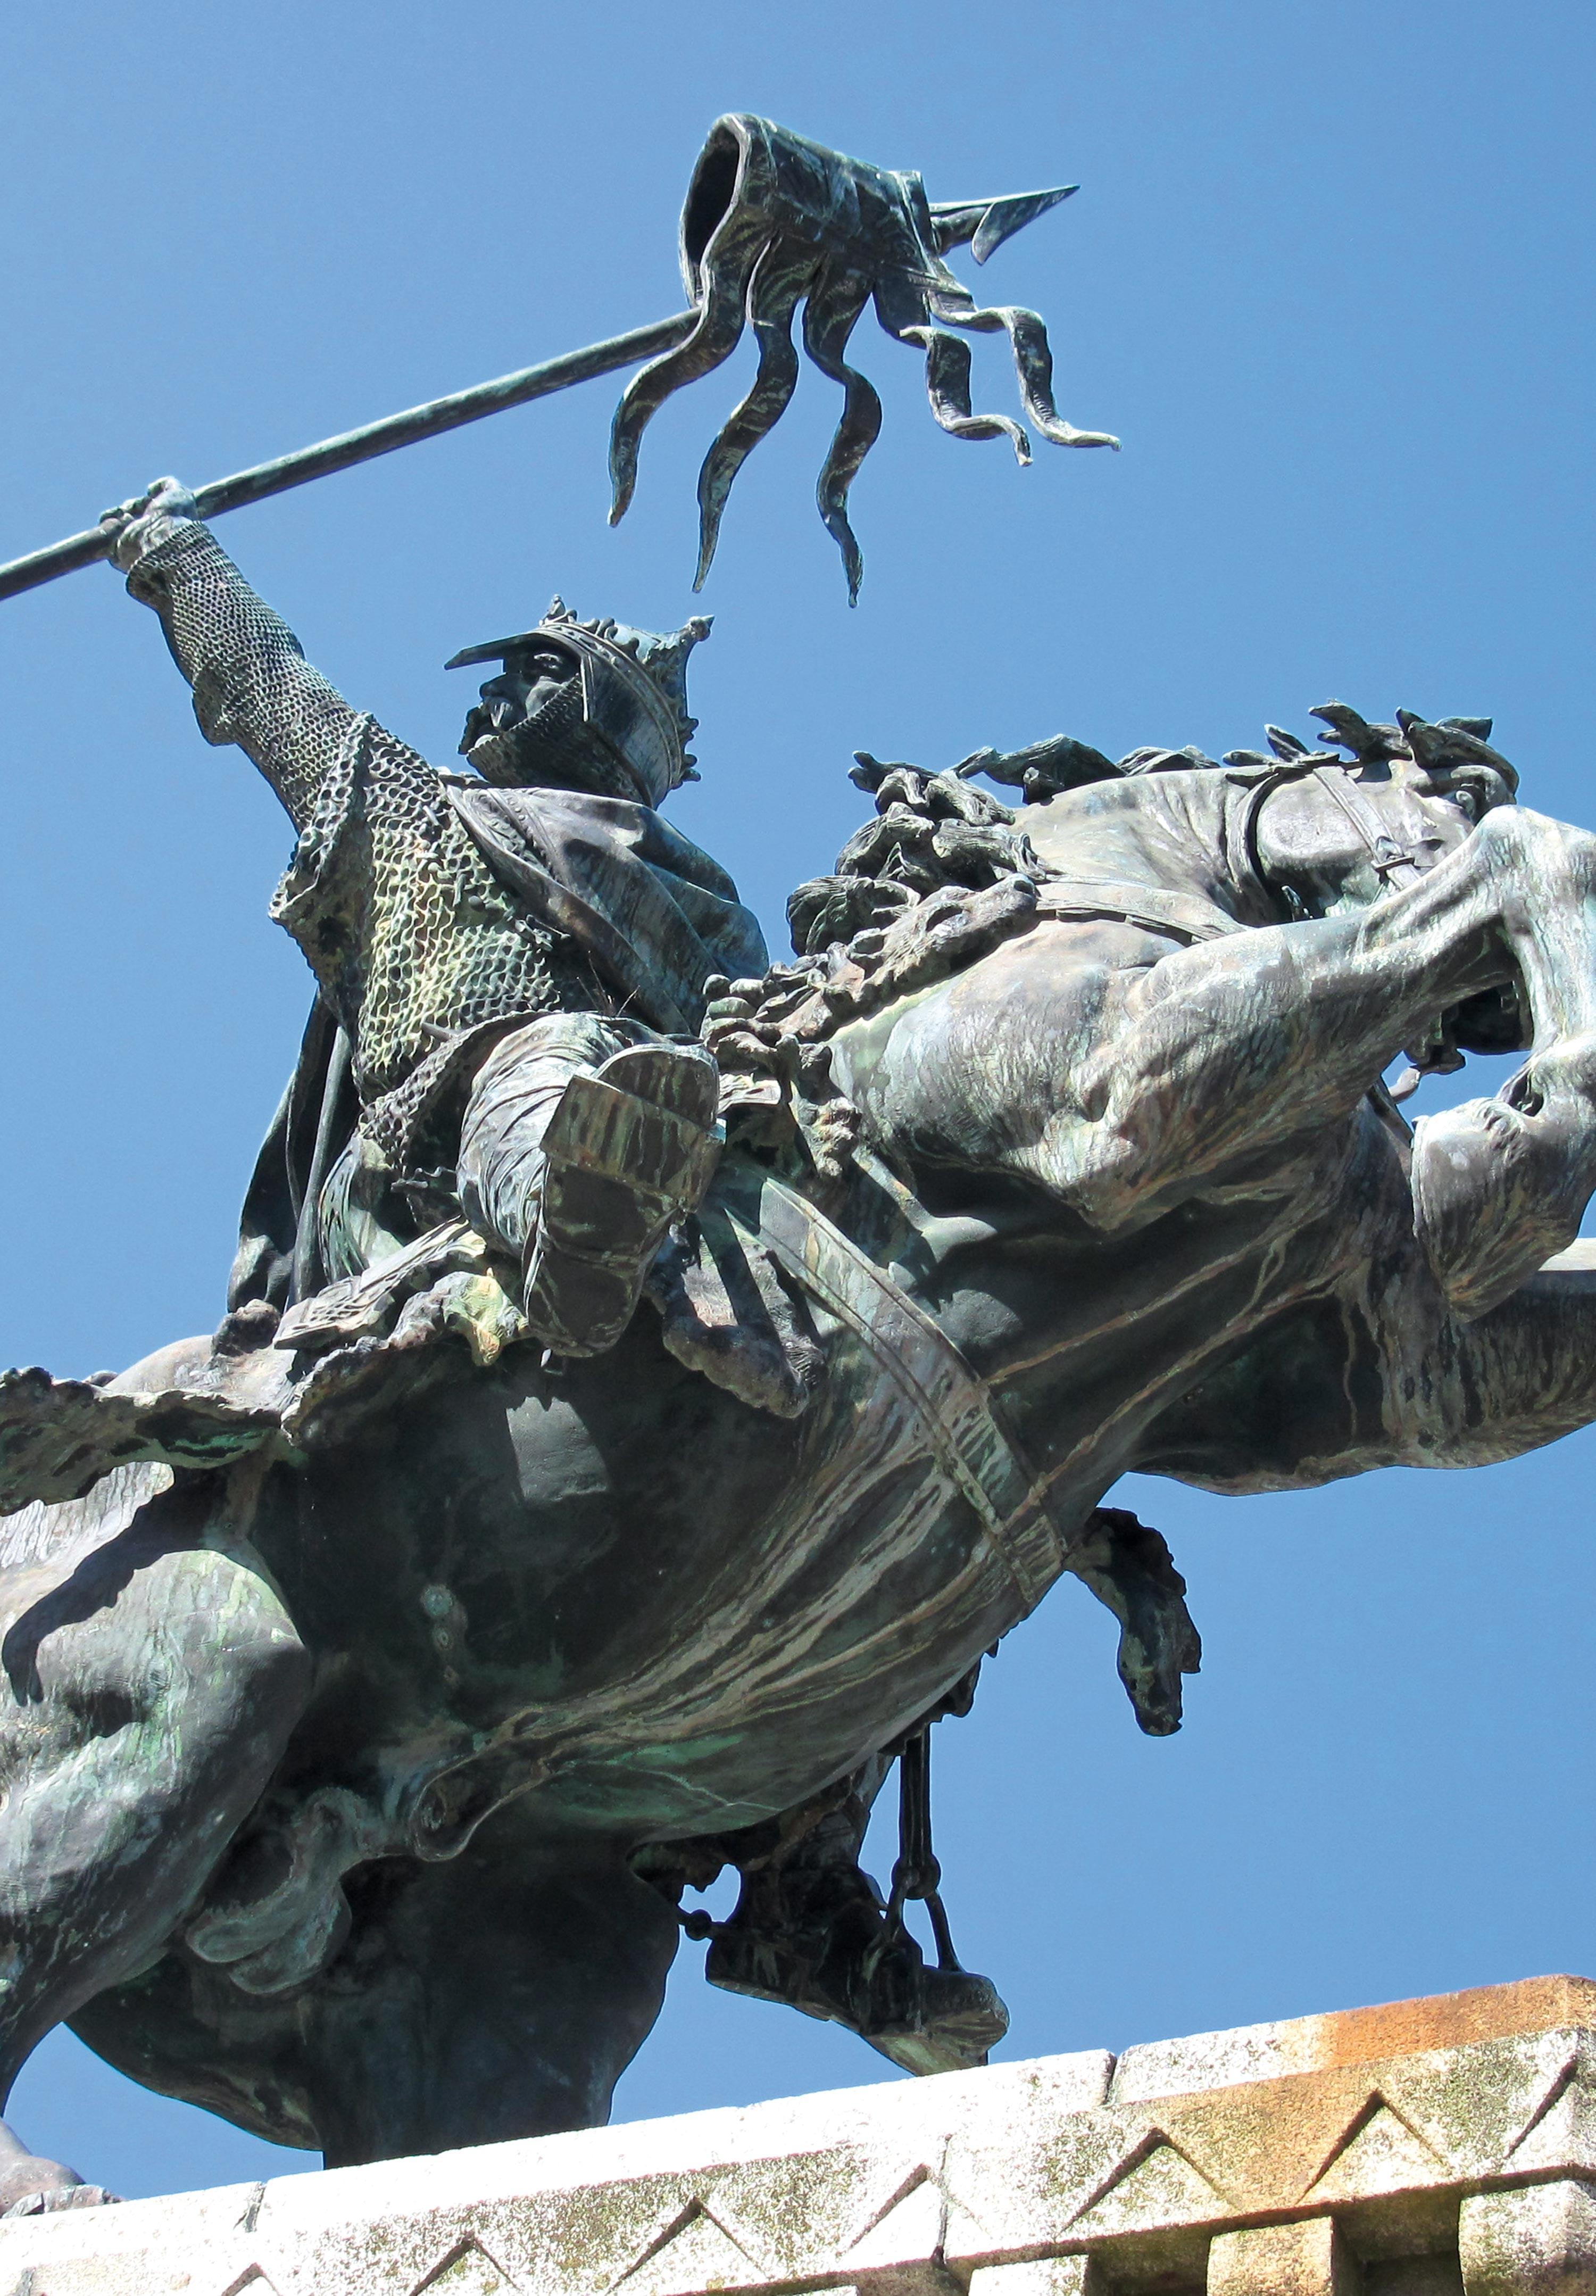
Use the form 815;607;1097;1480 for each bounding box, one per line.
3;703;1595;2198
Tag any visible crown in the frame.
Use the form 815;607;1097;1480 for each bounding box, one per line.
541;597;711;780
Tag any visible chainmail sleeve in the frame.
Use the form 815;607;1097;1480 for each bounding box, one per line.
124;518;363;828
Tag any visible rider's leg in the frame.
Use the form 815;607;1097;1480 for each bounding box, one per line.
0;1472;311;2159
694;1754;1009;2076
457;1016;719;1356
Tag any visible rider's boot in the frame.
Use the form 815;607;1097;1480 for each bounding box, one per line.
459;1023;722;1358
522;1044;721;1357
1412;1035;1596;1316
704;1853;1009;2076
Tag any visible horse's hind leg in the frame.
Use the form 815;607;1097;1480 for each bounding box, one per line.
289;1810;680;2166
0;1469;310;2185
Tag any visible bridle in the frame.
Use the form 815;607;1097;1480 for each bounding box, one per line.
1239;753;1433;911
1304;760;1433;893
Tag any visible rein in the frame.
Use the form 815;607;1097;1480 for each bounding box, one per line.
1242;755;1434;918
724;1147;1202;1737
1307;764;1430;891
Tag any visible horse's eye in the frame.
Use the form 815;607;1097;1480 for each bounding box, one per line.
1435;775;1482;824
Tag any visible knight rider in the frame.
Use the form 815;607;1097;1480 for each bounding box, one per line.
101;478;769;1356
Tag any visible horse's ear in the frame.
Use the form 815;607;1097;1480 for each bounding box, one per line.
1311;702;1406;763
1398;710;1517;792
959;733;1119;797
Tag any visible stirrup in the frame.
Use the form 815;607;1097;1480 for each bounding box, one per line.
522;1045;720;1357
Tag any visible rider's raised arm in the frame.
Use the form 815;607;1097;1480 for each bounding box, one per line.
103;478;372;830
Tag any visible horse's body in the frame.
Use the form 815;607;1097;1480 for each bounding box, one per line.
7;745;1596;2179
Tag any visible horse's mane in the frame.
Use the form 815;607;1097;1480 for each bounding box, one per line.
703;751;1047;1107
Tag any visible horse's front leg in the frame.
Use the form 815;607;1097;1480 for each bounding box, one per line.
1403;811;1596;1313
832;893;1497;1234
1142;1236;1596;1491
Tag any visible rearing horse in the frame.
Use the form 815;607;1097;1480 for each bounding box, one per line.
3;705;1595;2197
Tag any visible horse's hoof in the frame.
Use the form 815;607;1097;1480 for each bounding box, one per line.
2;2184;119;2216
1412;1073;1595;1317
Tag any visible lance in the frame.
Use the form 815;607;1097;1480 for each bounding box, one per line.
0;114;1116;610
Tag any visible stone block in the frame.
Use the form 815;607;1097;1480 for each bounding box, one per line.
1113;1982;1596;2108
967;2261;1094;2296
1207;2216;1357;2294
1459;2178;1596;2293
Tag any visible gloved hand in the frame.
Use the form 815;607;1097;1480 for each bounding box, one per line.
98;476;201;571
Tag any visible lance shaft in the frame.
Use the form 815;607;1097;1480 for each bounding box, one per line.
0;310;697;606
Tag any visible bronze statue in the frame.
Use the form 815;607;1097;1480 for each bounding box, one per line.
1;115;1590;2216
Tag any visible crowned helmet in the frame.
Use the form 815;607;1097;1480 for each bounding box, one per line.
446;599;711;808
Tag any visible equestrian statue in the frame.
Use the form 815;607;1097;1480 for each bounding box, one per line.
0;115;1590;2213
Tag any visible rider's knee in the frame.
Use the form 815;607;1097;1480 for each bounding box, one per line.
458;1015;662;1257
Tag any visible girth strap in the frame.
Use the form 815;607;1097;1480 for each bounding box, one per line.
1034;875;1245;946
716;1161;1063;1616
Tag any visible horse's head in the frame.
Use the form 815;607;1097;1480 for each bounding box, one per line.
1244;704;1518;922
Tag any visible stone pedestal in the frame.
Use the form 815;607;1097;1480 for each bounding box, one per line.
8;1976;1596;2294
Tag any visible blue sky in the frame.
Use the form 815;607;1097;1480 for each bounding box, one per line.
1;0;1594;2202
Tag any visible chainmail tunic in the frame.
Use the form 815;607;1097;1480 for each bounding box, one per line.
128;523;606;1160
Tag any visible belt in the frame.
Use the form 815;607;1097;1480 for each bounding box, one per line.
1034;875;1245;945
718;1159;1063;1616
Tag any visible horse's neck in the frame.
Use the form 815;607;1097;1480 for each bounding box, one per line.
1021;770;1280;929
801;772;1296;1477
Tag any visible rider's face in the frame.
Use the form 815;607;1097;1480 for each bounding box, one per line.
459;644;579;750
